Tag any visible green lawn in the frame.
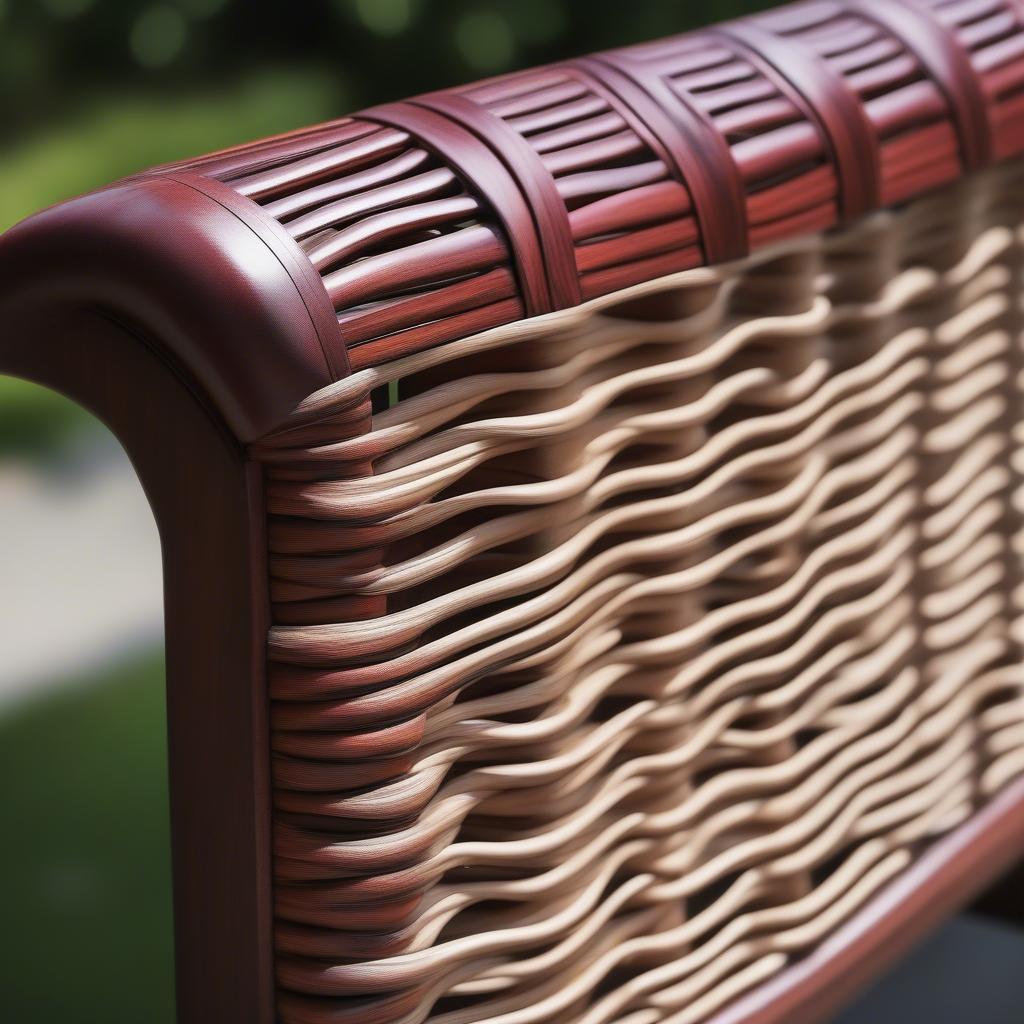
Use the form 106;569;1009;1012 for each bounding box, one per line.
0;651;175;1023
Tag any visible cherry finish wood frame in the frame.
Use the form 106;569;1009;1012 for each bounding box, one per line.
2;1;1024;1022
0;230;270;1024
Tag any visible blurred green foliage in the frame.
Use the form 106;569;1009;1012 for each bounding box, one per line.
0;652;174;1022
0;375;96;457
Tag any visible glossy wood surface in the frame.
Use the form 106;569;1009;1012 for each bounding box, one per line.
0;298;275;1023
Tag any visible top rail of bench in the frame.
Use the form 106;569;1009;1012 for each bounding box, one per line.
2;0;1022;441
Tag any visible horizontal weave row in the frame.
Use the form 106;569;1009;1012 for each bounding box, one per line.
250;161;1024;1023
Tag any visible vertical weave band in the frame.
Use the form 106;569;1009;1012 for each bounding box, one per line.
850;0;994;171
361;101;553;316
411;92;581;309
714;20;882;222
575;54;749;264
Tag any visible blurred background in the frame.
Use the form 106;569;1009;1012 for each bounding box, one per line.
0;1;771;1020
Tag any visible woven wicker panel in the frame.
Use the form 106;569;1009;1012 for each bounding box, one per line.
249;160;1024;1024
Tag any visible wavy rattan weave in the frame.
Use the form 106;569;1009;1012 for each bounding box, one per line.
253;162;1024;1024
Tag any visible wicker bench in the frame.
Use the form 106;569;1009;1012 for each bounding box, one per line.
2;0;1023;1021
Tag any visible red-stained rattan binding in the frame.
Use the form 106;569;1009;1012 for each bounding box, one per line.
926;0;1024;162
361;102;552;317
572;55;748;264
712;20;882;221
850;0;994;170
411;92;581;309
